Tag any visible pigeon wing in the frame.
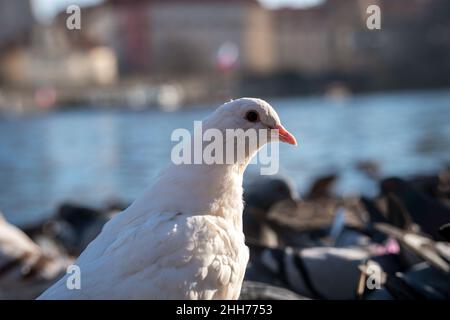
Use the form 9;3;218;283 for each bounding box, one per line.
38;211;248;299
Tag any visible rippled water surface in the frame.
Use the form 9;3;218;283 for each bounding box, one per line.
1;90;450;225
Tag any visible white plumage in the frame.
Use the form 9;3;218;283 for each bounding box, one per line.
38;98;297;300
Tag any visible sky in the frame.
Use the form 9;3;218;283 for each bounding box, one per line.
31;0;104;23
31;0;324;23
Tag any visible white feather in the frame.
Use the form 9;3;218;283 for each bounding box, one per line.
39;98;289;300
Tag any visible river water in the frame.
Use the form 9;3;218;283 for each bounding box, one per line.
1;90;450;225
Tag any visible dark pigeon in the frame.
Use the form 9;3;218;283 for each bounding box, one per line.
246;243;400;300
305;174;338;200
439;223;450;243
239;281;307;300
381;177;450;240
243;176;297;246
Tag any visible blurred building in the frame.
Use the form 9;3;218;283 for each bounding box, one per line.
0;25;118;88
0;0;118;89
0;0;34;50
272;0;395;75
149;0;274;75
273;6;331;74
0;0;449;109
270;0;443;93
78;0;274;76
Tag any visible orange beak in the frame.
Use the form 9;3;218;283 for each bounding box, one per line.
274;124;297;146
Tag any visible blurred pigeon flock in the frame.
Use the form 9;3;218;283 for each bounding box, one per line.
1;166;450;299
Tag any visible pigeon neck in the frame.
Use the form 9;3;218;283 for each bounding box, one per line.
149;162;247;230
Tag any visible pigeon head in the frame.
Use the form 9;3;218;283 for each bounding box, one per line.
204;98;297;145
198;98;297;169
205;98;297;146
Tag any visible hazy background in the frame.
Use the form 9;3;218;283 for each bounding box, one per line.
0;0;449;225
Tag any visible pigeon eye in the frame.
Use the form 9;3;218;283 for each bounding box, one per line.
245;110;259;123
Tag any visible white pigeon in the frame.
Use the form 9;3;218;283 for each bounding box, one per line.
38;98;297;300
